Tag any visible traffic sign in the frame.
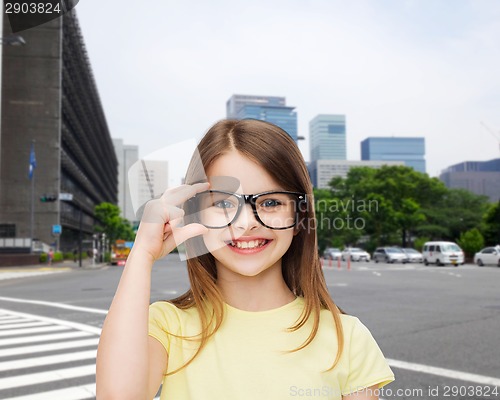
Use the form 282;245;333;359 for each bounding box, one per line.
40;194;57;202
59;193;74;201
52;224;62;235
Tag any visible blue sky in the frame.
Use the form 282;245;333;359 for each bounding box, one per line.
76;0;500;178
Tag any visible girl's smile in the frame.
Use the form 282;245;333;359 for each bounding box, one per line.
225;236;273;253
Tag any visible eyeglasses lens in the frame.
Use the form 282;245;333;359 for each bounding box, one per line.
192;192;299;229
197;192;238;228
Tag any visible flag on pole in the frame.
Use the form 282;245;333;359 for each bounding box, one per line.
28;142;36;180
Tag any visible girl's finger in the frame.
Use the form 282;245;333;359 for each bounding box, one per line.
140;203;184;225
168;206;185;221
160;182;210;207
169;223;208;247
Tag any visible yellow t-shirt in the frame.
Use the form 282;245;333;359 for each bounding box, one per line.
149;296;394;399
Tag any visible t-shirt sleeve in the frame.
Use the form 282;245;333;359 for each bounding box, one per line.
148;301;172;355
341;317;395;396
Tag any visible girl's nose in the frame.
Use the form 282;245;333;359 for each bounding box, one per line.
234;204;260;230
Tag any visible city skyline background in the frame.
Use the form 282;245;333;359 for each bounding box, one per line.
75;0;500;177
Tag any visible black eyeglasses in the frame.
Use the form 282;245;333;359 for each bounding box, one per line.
186;190;307;230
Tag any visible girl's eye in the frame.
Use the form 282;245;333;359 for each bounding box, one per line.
261;199;282;207
214;200;235;209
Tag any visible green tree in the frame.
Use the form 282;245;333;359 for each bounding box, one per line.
94;203;135;243
457;228;484;258
313;189;363;252
324;168;391;249
327;165;447;247
369;166;446;246
419;189;489;241
358;193;398;247
414;237;430;252
315;165;489;250
313;189;334;252
483;200;500;245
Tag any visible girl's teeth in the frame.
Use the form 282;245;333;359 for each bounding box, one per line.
230;240;267;249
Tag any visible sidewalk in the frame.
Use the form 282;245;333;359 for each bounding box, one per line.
0;259;108;271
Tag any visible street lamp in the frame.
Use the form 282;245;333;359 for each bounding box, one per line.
92;234;98;265
0;35;26;46
101;233;107;263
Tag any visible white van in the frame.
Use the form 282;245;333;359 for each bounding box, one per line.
422;241;464;266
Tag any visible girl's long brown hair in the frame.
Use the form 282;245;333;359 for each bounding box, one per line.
165;119;345;375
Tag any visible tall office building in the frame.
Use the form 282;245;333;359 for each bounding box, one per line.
0;11;117;253
361;137;426;173
226;94;298;141
309;114;346;162
439;159;500;202
113;139;139;223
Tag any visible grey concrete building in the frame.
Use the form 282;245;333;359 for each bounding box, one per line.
439;159;500;202
0;11;117;253
308;160;404;189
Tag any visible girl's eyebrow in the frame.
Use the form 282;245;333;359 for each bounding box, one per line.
255;188;287;193
209;189;283;194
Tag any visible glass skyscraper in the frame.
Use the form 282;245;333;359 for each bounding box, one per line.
361;137;426;173
226;95;298;141
309;114;347;162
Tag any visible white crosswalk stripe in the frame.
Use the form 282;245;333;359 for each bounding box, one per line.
0;270;67;282
0;322;51;331
1;384;97;400
0;338;100;358
0;325;69;337
0;350;97;373
0;365;96;390
0;316;23;321
0;309;99;399
1;331;92;346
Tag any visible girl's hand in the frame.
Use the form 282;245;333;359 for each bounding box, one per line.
132;182;209;263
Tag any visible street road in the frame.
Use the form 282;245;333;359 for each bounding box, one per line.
0;255;499;399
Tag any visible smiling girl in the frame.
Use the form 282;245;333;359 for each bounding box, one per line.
96;119;394;400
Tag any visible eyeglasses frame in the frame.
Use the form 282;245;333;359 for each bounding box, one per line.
188;190;307;230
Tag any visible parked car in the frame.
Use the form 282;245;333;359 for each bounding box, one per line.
402;248;424;263
373;247;408;263
342;247;371;262
422;241;464;266
323;247;342;260
473;246;500;267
